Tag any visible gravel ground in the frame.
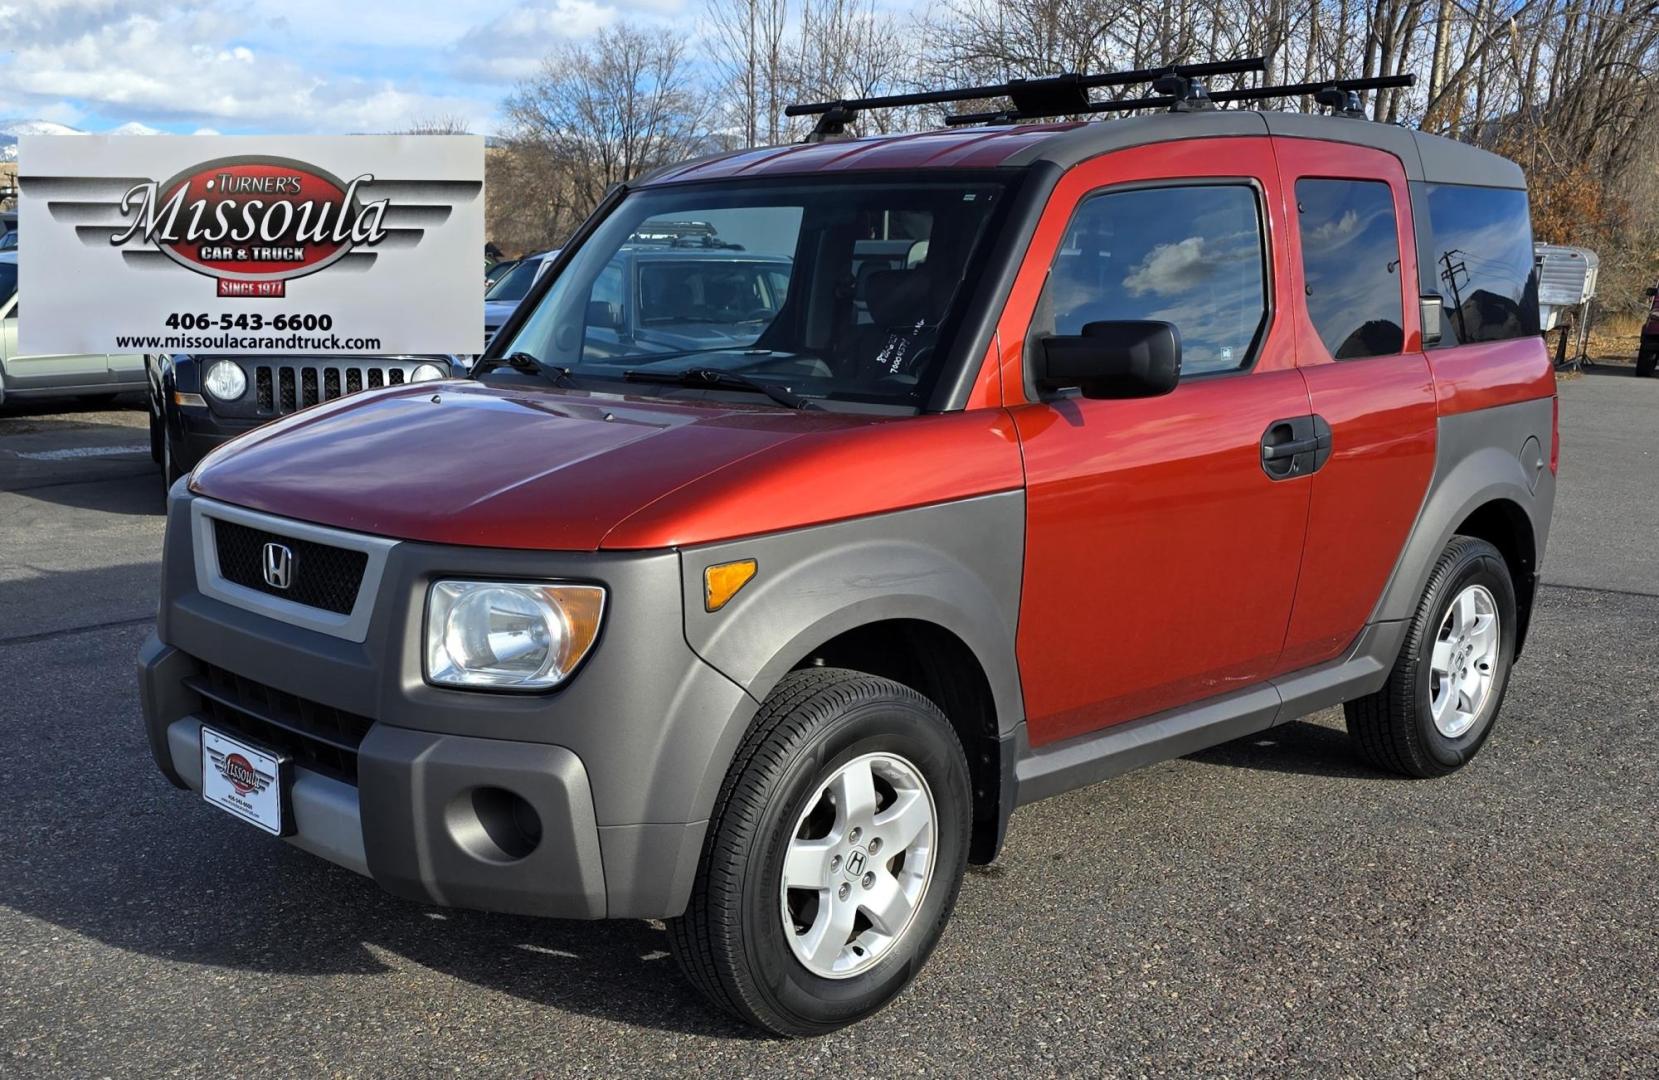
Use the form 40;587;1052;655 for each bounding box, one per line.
0;378;1654;1078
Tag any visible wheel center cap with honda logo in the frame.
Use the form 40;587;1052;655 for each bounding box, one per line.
843;848;868;879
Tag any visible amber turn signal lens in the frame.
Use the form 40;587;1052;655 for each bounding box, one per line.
704;559;757;612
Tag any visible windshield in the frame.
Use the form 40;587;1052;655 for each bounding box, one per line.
485;257;543;302
496;175;1014;410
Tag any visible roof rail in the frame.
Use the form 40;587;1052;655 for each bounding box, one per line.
944;73;1416;126
785;58;1267;142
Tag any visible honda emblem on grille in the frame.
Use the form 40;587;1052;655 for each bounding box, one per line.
262;542;295;590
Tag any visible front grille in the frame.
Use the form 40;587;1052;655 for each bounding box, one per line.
188;662;373;784
252;361;413;417
213;518;368;615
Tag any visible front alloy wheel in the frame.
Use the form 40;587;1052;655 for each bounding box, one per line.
669;668;971;1036
781;751;937;979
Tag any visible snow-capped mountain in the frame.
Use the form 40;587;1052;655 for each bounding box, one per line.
1;119;167;161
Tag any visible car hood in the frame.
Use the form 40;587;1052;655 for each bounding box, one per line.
188;381;821;550
483;299;521;330
190;380;1026;552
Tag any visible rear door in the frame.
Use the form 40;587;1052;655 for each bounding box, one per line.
0;291;113;392
1270;140;1439;672
1002;138;1315;745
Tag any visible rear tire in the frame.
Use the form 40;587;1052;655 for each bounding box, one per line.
668;668;971;1036
1637;349;1657;378
1346;536;1517;777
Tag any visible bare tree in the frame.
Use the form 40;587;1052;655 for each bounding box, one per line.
502;23;707;233
704;0;793;146
397;115;474;135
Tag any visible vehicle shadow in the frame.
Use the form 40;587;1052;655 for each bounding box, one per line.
0;392;148;422
0;617;755;1038
1578;361;1641;378
5;461;165;516
1187;717;1385;780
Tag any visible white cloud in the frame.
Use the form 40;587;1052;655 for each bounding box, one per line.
1122;236;1211;297
451;0;628;82
0;0;497;132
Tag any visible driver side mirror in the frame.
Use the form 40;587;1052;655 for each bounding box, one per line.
586;300;621;330
1034;320;1181;399
1646;286;1656;298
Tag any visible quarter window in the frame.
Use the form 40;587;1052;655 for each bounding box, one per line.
1417;184;1539;345
1046;185;1267;376
1296;179;1405;360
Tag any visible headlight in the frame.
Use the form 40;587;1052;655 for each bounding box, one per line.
203;360;247;400
410;362;448;382
426;580;604;690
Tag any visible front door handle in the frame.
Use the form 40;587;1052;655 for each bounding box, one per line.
1260;415;1333;479
1262;437;1320;461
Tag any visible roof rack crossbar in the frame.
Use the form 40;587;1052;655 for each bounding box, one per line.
943;73;1416;126
789;57;1267;139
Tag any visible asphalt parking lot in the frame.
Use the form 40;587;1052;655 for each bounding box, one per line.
1;373;1654;1077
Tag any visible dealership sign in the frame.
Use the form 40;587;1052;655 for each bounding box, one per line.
18;135;483;355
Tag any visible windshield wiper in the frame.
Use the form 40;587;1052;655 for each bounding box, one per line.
472;351;575;387
623;367;817;410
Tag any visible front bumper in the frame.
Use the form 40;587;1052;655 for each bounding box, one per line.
146;636;607;916
139;492;757;920
171;406;259;471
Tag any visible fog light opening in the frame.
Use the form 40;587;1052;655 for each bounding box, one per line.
445;786;543;862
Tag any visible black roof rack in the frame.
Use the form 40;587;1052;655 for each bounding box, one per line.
943;73;1417;126
785;57;1267;141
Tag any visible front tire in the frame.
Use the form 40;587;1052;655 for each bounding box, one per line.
1346;536;1517;777
1637;348;1657;378
668;668;971;1036
160;430;185;497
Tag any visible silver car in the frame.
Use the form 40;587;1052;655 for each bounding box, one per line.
0;252;147;407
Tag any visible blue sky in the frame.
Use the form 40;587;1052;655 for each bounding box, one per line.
0;0;684;134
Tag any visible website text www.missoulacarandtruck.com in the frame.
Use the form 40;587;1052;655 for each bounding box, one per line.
115;332;383;351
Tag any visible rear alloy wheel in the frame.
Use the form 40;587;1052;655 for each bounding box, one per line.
1346;535;1517;777
1427;584;1501;739
668;668;971;1036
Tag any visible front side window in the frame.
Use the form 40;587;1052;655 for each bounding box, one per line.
498;175;1013;411
1296;179;1405;360
0;261;16;312
1046;185;1267;376
1418;184;1540;345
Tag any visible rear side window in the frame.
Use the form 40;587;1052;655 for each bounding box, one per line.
1417;184;1540;345
1047;185;1267;375
1296;179;1404;360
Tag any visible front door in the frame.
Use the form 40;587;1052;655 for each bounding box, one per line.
1001;139;1315;746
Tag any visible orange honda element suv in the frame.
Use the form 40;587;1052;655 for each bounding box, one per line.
141;63;1556;1034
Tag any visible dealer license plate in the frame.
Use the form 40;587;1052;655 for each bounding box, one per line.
200;725;290;836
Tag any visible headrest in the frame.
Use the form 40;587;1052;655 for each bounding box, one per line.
864;268;935;328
